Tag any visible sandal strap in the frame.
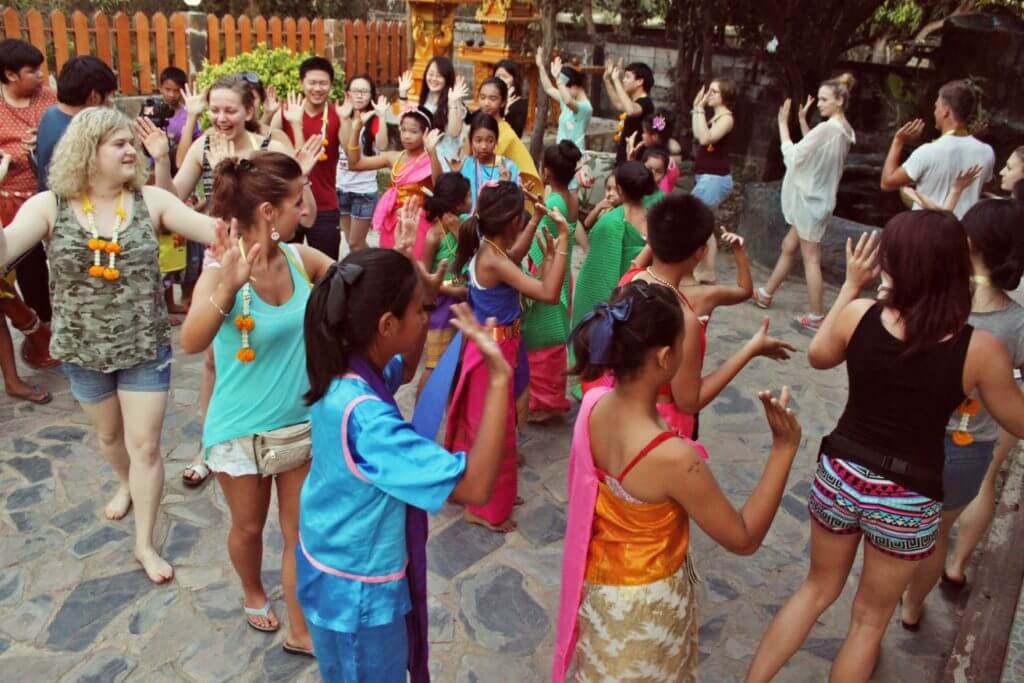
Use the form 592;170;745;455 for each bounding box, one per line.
244;602;273;618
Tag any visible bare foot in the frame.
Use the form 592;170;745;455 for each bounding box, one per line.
285;629;314;652
464;510;517;533
527;410;563;424
167;315;183;327
514;496;524;506
166;302;188;315
104;485;132;520
134;546;174;584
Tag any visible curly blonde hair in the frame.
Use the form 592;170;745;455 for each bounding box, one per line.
47;107;150;199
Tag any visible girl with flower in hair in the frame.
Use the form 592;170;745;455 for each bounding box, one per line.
0;107;218;584
627;107;681;195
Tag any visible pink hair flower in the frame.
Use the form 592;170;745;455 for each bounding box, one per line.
652;115;666;132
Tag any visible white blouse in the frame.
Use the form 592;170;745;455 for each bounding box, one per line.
780;117;856;239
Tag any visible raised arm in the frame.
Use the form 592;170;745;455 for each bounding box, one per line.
142;185;217;245
175;83;206;170
808;232;880;369
601;61;625;111
880;119;924;191
0;191;57;266
493;210;570;305
346;115;398;172
702;232;753;310
797;95;814;137
534;47;561;100
665;388;801;555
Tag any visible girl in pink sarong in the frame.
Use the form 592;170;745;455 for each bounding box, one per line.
444;181;570;532
552;280;802;681
346;107;443;259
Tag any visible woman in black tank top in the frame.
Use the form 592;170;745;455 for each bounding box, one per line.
747;211;1024;682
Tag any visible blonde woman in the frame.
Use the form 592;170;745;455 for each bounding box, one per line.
0;108;217;584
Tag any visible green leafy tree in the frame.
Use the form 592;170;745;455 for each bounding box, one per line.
196;45;345;98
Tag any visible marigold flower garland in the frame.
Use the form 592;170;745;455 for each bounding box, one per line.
318;105;330;161
235;236;256;363
83;192;126;281
951;397;980;446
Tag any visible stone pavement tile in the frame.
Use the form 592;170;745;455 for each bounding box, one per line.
50;500;100;535
71;525;130;559
0;527;64;567
502;545;563;588
257;643;317;682
427;518;507;580
429;597;455;643
456;651;544;682
0;593;55;642
515;498;567;547
4;454;53;483
456;565;549;655
177;619;269;683
128;589;179;636
6;479;56;511
0;567;23;606
66;647;138;683
163;520;202;562
45;570;153;652
0;653;83;681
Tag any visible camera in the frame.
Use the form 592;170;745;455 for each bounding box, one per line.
142;97;175;129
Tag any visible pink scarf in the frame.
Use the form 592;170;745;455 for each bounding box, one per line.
552;386;708;681
372;151;433;259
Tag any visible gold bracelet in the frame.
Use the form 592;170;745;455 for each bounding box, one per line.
347;144;360;151
209;295;228;317
556;249;569;256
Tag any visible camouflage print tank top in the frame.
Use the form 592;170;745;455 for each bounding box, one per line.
46;192;170;373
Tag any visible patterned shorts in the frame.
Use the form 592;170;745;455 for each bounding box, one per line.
808;455;941;560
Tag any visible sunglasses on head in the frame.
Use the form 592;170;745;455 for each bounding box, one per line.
241;72;262;85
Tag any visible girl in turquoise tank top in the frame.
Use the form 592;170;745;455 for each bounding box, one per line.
180;152;334;658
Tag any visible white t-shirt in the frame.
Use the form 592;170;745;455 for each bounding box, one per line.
902;134;995;219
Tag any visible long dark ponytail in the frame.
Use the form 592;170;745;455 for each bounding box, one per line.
304;249;419;404
453;180;523;275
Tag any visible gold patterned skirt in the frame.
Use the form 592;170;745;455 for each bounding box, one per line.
573;562;699;682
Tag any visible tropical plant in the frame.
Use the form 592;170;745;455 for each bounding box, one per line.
195;45;345;101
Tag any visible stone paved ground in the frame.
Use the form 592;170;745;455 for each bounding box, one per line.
1;256;1017;682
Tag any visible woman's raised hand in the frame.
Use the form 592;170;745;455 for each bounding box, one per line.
551;55;563;81
952;164;984;194
337;92;354;120
394;195;422;256
693;85;707;110
778;98;792;125
206;131;236;170
749;317;797;361
183;81;206;117
845;230;881;291
371;95;390;120
210;218;257;293
758;386;801;452
449;304;511;379
424;128;443;155
263;84;280;117
295;134;324;178
134;116;170;160
451;75;470;103
799;94;814;121
398;70;414;99
282;92;307;125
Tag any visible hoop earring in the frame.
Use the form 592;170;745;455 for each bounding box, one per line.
271;227;281;242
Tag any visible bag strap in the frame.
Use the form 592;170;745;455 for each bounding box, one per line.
281;242;313;288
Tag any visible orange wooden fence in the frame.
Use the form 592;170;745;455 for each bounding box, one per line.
0;7;408;96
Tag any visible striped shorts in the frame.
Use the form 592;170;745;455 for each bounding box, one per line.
808;455;941;561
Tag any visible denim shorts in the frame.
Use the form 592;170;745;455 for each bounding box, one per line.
692;173;734;208
337;191;378;220
942;434;995;510
808;454;941;560
62;345;172;404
